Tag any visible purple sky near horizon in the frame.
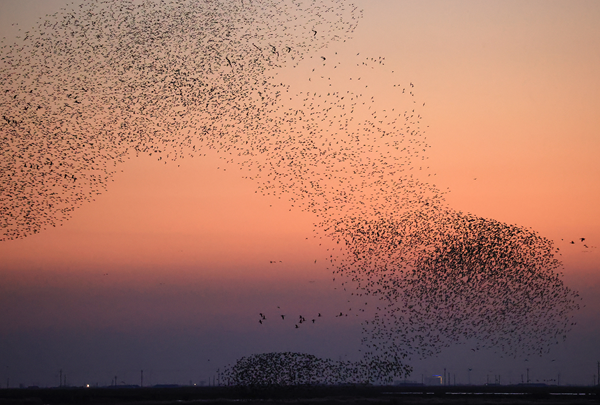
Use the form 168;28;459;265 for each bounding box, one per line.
1;0;599;388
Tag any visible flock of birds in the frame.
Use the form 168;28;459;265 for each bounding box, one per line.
259;311;325;327
220;352;410;386
0;0;582;385
327;212;582;363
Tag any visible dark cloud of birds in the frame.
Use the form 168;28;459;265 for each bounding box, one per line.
325;211;580;363
220;352;410;386
0;0;581;382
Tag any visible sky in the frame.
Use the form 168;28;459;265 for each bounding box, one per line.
0;0;599;388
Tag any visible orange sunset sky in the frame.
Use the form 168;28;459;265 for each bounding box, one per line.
1;0;599;387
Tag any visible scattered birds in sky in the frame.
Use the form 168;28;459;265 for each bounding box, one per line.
0;0;582;383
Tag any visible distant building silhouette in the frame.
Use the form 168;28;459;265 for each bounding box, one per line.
424;375;442;386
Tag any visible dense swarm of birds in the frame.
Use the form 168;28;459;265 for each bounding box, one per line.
220;352;410;386
1;0;581;383
0;0;364;238
324;211;581;363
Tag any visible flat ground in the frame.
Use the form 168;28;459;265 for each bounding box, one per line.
0;386;598;405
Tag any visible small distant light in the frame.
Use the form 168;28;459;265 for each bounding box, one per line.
86;384;90;388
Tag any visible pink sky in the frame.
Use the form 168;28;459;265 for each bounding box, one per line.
0;0;599;387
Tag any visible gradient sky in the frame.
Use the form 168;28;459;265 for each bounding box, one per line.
1;0;599;387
